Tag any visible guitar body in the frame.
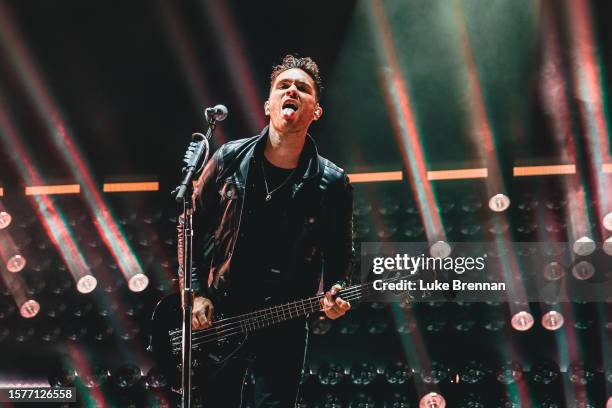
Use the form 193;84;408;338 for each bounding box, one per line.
148;279;378;392
149;293;248;389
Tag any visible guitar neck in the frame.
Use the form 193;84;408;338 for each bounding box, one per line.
236;281;376;334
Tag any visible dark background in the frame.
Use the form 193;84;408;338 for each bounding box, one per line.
0;0;610;406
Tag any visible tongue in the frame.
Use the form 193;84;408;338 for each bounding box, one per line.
282;107;297;119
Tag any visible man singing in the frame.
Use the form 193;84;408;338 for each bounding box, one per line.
179;54;353;407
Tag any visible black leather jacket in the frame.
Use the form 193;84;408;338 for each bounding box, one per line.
179;126;353;302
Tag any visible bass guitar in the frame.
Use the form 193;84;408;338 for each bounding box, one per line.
148;279;395;389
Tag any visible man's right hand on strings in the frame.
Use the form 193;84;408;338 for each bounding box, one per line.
191;296;214;329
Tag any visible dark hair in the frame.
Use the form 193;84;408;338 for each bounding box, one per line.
270;54;323;99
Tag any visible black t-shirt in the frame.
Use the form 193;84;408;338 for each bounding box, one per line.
232;156;299;304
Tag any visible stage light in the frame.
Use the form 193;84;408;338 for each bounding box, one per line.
6;254;26;273
79;365;110;388
366;318;389;334
149;395;172;408
461;195;483;213
72;300;94;318
545;196;567;211
418;392;445;408
603;236;612;256
145;366;168;389
350;363;378;386
460;360;489;384
487;219;510;234
25;184;80;195
0;211;12;229
386;393;413;407
568;398;596;408
336;317;360;335
353;199;372;217
377;225;398;239
575;319;596;331
65;325;87;342
573;236;596;256
125;302;145;318
483;316;505;331
543;262;565;281
385;362;414;385
568;363;596;385
423;318;447;333
541;311;564;331
438;199;456;214
40;327;61;342
429;241;451;259
317;363;345;386
98;302;119;318
113;363;143;388
118;326;141;341
489;193;510;212
603;212;612;231
511;311;534;331
103;181;159;192
0;302;16;319
403;223;425;239
397;320;417;334
496;394;521;408
495;361;523;384
128;273;149;292
19;299;39;318
454;314;476;331
24;278;45;296
349;393;376;407
607;396;611;408
48;366;77;387
76;274;97;293
517;195;538;211
460;221;482;237
538;395;562;407
318;393;342;406
353;222;371;241
14;326;35;342
530;360;560;385
545;220;566;233
515;220;538;235
0;327;9;342
378;198;400;216
141;210;163;226
420;362;448;385
310;315;333;335
458;393;484;408
405;204;420;215
92;323;114;342
572;261;595;280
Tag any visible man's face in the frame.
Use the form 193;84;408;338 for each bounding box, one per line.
265;68;322;134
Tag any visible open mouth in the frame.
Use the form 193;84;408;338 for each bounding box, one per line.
282;101;298;112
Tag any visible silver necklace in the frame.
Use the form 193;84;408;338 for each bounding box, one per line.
261;160;296;202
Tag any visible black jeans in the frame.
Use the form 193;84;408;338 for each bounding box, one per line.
198;319;308;408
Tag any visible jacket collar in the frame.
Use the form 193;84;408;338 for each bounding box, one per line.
252;125;321;181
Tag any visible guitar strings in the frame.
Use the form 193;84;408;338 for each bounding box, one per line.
176;289;381;350
171;280;375;339
170;276;403;347
170;276;404;348
170;287;371;347
171;290;371;350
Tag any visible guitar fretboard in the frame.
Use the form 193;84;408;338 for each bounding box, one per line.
234;280;379;333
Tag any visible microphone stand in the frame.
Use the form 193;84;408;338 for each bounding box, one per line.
172;118;217;408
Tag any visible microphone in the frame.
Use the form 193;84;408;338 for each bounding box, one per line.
205;104;228;122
